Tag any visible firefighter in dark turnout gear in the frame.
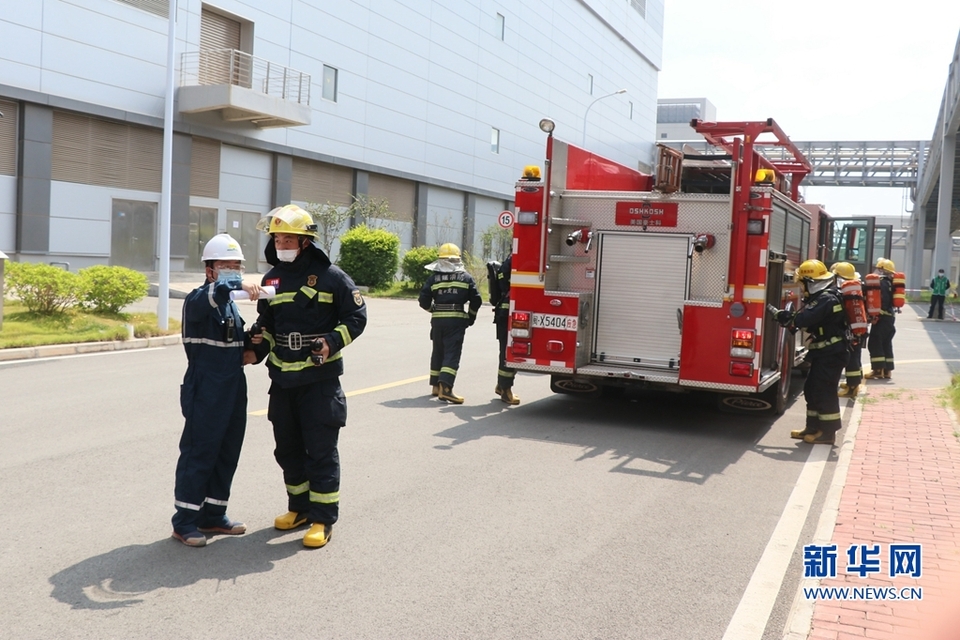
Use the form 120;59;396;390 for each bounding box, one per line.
172;234;267;547
864;258;897;380
419;242;482;404
831;262;864;399
773;260;847;445
255;205;367;548
488;255;519;405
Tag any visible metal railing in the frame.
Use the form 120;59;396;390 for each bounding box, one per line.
180;49;311;105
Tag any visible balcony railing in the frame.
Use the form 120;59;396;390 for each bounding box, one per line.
180;49;311;105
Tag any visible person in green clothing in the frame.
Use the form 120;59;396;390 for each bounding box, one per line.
928;268;951;320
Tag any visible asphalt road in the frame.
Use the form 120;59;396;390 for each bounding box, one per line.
1;297;950;639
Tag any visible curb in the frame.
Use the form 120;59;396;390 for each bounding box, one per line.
0;334;182;363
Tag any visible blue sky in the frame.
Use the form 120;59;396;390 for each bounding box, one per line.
658;1;960;220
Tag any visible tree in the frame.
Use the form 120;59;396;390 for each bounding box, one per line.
305;201;352;257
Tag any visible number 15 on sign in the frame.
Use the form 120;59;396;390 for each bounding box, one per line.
498;211;514;229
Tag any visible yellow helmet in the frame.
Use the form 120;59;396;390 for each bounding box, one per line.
795;259;833;282
256;204;318;237
876;258;895;273
438;243;461;259
830;261;857;280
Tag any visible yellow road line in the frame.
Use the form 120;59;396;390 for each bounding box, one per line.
248;374;430;416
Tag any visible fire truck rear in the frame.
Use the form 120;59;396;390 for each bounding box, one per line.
507;118;819;413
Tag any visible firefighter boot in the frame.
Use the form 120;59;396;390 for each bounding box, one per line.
882;371;893;380
863;370;884;380
198;516;247;536
803;430;836;445
303;523;332;548
274;511;308;531
790;426;817;440
438;383;464;404
500;387;520;405
431;384;440;397
495;385;503;396
838;384;860;398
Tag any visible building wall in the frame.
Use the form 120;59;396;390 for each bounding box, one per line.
0;0;664;269
0;176;15;251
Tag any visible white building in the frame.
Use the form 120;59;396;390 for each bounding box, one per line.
655;97;715;142
0;0;664;273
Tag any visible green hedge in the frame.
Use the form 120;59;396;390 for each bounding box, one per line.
5;262;150;315
401;246;439;288
79;265;149;313
337;224;400;289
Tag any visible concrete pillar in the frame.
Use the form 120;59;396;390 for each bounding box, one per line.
463;193;477;256
272;154;293;207
17;104;52;255
932;131;955;280
170;133;192;262
352;170;369;228
414;183;429;247
906;211;925;294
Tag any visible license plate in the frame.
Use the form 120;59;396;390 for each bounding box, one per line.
531;313;578;331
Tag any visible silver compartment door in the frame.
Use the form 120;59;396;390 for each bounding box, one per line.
593;233;689;369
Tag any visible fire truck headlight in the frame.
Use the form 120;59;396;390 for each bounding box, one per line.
539;118;556;134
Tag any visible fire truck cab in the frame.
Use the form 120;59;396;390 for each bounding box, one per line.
507;118;822;413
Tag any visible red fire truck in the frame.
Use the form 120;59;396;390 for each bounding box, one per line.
507;118;823;413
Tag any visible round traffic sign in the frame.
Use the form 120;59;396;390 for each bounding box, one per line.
497;210;514;229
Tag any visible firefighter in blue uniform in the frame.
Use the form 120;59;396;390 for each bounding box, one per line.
254;205;367;548
172;233;266;547
772;259;847;445
864;258;897;380
831;261;863;399
489;255;519;405
419;243;482;404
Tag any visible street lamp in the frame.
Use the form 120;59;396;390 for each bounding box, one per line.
582;89;626;147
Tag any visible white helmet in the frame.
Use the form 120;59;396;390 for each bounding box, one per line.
201;233;245;261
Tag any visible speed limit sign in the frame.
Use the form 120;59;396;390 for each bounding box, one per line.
497;210;514;229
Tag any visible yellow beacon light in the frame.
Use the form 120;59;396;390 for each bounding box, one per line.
523;165;542;180
755;168;775;183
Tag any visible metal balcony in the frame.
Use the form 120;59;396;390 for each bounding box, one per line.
178;49;311;128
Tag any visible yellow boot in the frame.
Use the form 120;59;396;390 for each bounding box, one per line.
500;387;520;405
303;523;332;548
431;384;440;397
838;384;859;398
863;370;884;380
274;511;308;531
790;427;816;440
438;383;464;404
494;385;503;395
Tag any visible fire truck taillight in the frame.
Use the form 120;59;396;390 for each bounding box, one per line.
511;311;531;338
511;341;531;356
729;362;754;377
730;329;755;359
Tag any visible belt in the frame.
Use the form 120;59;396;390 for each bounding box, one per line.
809;335;843;350
433;304;464;312
275;332;323;350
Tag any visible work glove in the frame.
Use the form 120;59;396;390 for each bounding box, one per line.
775;310;794;326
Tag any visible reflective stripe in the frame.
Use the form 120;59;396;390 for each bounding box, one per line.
431;311;470;319
182;337;244;348
440;366;457;376
498;369;515;378
335;324;352;346
309;490;339;504
317;291;334;303
833;304;843;313
809;335;842;349
300;286;318;299
818;412;842;421
429;369;440;376
286;481;309;495
268;350;342;371
807;410;818;417
870;356;887;364
845;368;862;376
174;500;202;511
206;283;217;308
263;329;276;348
205;497;228;506
270;292;297;305
431;281;469;290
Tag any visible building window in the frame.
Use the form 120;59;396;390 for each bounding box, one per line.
588;74;594;95
661;133;668;138
496;13;505;40
491;128;500;154
629;0;646;18
629;101;634;120
323;65;338;102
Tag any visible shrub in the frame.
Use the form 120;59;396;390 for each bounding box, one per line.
79;265;150;314
5;262;82;314
336;224;400;289
401;246;439;288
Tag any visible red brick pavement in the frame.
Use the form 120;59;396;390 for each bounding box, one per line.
808;388;960;640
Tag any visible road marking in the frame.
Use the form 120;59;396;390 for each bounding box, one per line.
0;347;167;366
722;443;830;640
248;374;430;416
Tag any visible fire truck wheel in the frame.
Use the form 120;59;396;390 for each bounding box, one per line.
550;375;602;398
763;331;796;415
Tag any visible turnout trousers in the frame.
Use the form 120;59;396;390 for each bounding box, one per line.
867;315;896;374
268;378;346;525
429;323;466;388
844;341;863;388
496;317;516;390
803;349;847;437
173;369;247;530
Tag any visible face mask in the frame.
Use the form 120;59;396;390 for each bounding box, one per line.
276;249;300;263
216;269;243;286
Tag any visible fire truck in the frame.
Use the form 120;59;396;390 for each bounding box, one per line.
506;118;827;413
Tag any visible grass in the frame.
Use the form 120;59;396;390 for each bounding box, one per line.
944;372;960;417
0;300;179;349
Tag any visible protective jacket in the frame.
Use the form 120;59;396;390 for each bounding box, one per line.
418;270;482;326
493;256;512;322
257;243;367;388
792;286;847;358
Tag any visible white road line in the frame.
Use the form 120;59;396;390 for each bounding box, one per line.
0;347;167;365
721;443;831;640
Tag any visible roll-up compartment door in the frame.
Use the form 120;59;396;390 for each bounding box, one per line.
593;233;690;369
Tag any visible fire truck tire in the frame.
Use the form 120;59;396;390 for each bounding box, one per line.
764;331;796;415
550;375;602;397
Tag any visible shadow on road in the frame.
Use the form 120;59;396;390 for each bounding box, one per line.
49;528;302;610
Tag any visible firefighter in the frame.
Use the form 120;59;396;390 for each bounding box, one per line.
419;242;483;404
172;234;266;547
773;259;847;445
831;261;864;399
864;258;897;380
254;204;367;548
492;255;519;405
